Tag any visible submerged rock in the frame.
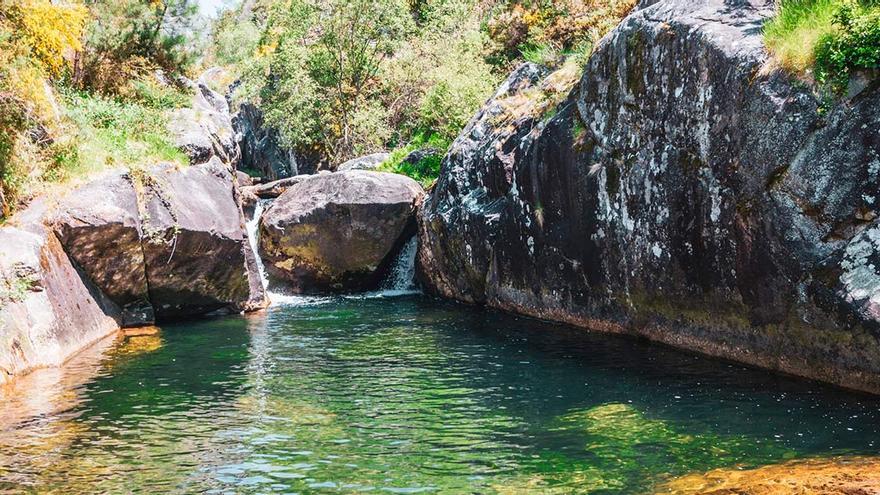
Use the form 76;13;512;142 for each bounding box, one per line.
260;170;424;292
418;0;880;393
656;456;880;495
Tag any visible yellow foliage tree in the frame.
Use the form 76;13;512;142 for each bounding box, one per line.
2;0;89;76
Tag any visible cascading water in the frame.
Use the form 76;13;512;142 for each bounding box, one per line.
245;199;270;291
245;199;330;306
245;198;419;305
378;235;419;295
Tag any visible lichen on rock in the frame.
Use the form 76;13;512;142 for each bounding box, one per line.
418;0;880;393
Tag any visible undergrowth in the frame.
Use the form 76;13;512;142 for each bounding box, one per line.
764;0;879;94
377;131;450;187
1;84;188;220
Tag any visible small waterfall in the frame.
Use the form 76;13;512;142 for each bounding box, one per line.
245;199;270;291
378;235;419;295
245;199;331;307
246;199;418;304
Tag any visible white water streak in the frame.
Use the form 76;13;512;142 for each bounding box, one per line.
245;199;418;306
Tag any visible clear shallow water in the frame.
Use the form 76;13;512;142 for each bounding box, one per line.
2;296;880;494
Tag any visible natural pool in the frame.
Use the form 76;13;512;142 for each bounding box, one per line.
2;296;880;494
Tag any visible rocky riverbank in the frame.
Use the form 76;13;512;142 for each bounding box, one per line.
417;0;880;393
0;158;265;383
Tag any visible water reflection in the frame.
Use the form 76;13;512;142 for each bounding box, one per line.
1;297;880;494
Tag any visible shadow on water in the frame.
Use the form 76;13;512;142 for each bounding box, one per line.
1;294;880;494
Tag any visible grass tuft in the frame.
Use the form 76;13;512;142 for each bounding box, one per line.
764;0;880;92
377;131;449;188
763;0;842;73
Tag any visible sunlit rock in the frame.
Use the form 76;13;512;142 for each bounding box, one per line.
260;170;424;292
418;0;880;393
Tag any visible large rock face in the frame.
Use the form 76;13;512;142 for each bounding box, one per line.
138;161;259;318
419;0;880;392
0;203;120;384
169;82;240;165
51;160;266;324
233;102;296;179
260;170;424;292
52;173;153;325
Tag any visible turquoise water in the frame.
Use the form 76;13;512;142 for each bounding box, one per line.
2;296;880;493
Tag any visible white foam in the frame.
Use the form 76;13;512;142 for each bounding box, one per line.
245;199;419;306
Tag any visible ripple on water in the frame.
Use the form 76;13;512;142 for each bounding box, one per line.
2;297;880;494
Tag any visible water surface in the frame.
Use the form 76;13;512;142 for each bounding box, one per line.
2;296;880;493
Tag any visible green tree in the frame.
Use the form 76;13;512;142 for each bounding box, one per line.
75;0;199;94
252;0;412;164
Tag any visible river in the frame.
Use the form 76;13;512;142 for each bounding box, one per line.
2;294;880;493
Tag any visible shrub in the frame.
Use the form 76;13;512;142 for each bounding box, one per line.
3;0;89;76
377;131;450;187
814;4;880;92
248;0;414;164
417;53;496;143
486;0;636;67
764;0;842;73
75;0;200;95
211;19;261;67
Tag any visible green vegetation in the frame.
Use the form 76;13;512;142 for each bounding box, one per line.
0;271;38;306
0;0;637;214
0;0;200;221
377;132;450;187
815;3;880;91
62;88;188;176
215;0;635;185
225;0;496;170
764;0;879;93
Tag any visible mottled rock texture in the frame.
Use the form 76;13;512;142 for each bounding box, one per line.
50;160;266;324
0;202;120;384
336;152;389;172
260;170;424;292
169;82;240;165
52;172;152;325
419;0;880;392
1;158;267;381
233;102;296;180
138;160;261;319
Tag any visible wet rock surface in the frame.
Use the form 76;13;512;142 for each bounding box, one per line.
418;0;880;392
260;170;424;292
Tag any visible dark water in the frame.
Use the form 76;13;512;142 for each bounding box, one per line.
2;296;880;494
